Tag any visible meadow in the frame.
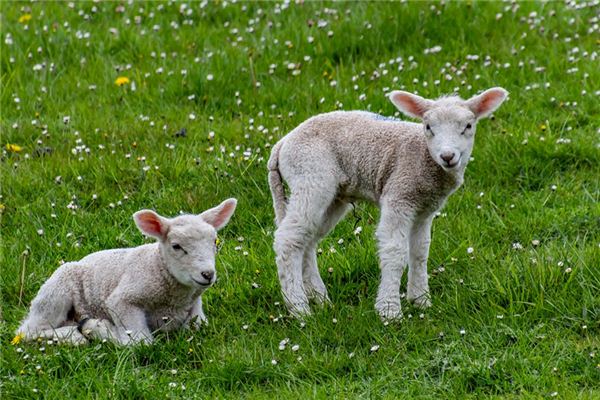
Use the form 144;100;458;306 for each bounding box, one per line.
1;1;599;398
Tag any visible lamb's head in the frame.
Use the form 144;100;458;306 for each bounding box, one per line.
133;198;237;289
388;87;508;171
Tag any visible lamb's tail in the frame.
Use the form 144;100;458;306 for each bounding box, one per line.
267;140;287;226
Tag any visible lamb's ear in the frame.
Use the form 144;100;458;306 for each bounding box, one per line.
133;210;168;240
388;91;434;119
466;87;508;119
200;198;237;230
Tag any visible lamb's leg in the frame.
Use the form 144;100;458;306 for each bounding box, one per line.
185;297;207;329
407;215;433;309
274;186;336;317
302;200;351;304
16;266;77;342
374;204;414;320
79;318;122;342
106;294;153;345
25;326;88;345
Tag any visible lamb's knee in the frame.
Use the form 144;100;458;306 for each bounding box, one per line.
378;241;409;267
273;225;314;257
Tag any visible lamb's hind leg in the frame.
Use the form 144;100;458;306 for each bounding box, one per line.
274;184;337;317
16;266;86;344
302;200;351;305
29;326;88;345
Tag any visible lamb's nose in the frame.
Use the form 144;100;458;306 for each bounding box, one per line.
201;271;214;282
440;152;455;163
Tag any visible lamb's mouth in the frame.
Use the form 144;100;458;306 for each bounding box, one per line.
441;156;461;169
191;278;213;287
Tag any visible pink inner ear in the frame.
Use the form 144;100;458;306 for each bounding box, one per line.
137;213;163;236
210;202;235;228
472;90;506;116
392;93;428;118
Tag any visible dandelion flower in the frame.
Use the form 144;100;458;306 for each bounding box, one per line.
19;14;32;24
12;332;25;345
115;76;130;86
5;143;23;153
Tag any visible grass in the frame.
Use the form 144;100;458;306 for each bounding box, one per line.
1;1;599;398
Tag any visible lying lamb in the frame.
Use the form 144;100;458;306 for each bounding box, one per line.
16;198;237;345
268;88;508;319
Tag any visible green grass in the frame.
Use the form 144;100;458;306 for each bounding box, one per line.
1;1;599;398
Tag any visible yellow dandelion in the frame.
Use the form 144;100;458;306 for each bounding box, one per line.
539;124;547;131
5;143;23;153
12;332;25;345
19;14;32;24
0;204;5;213
115;76;130;86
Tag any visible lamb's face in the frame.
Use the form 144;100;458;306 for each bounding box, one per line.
388;87;508;171
422;105;476;171
133;198;237;289
160;216;219;288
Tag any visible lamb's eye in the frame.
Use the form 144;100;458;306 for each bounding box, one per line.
466;123;472;130
172;244;183;251
426;125;434;136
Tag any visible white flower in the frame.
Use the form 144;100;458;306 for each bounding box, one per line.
370;344;380;352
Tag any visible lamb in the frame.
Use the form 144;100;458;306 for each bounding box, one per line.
268;88;508;320
16;198;237;345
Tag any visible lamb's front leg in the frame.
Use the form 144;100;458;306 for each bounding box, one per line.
185;297;208;329
106;294;153;345
407;215;433;309
374;206;413;321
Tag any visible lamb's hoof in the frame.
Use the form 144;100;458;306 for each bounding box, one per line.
70;334;89;346
190;316;208;330
80;318;113;340
409;296;432;310
375;300;403;321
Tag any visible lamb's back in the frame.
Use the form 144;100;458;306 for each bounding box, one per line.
282;111;427;201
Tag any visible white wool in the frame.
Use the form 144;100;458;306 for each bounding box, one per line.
16;199;237;345
268;88;508;319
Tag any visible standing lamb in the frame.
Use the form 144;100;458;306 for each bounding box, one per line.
16;198;237;345
268;88;508;319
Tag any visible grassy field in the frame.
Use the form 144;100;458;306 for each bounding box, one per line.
1;1;599;398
